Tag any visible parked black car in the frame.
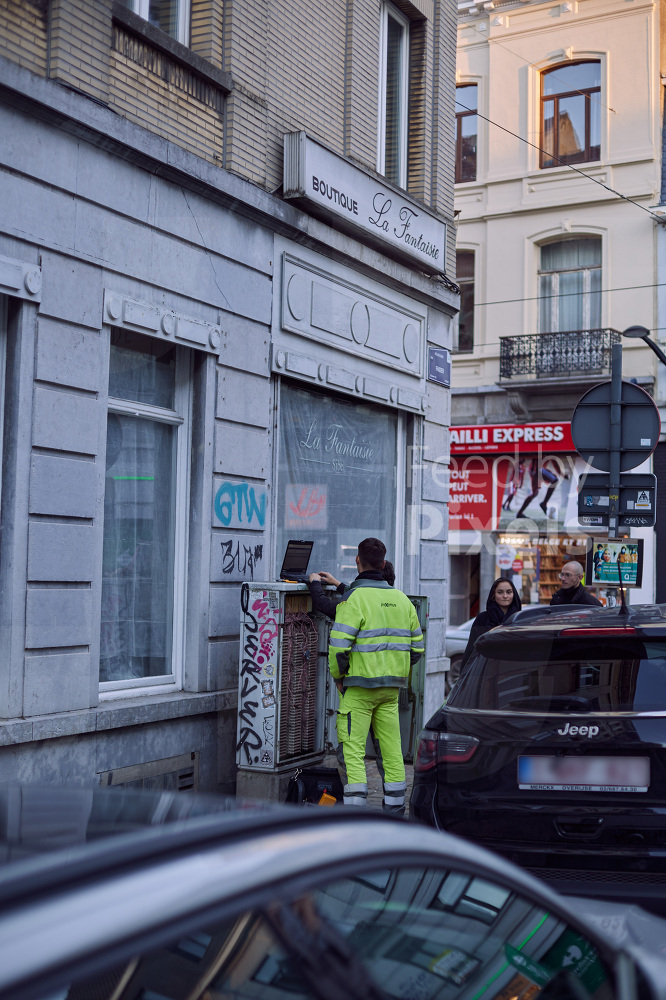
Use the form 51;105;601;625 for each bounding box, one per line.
410;604;666;910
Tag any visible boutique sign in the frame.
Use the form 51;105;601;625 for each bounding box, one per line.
283;131;447;273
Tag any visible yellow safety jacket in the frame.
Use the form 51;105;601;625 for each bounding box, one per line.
328;577;424;688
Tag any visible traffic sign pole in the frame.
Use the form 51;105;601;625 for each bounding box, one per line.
608;343;622;539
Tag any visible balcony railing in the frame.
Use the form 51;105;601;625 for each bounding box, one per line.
499;329;621;381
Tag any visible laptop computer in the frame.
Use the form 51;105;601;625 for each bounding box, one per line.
279;539;314;583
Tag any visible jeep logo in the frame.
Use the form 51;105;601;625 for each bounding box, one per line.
557;722;600;738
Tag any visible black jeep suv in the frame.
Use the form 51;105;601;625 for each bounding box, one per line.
410;604;666;909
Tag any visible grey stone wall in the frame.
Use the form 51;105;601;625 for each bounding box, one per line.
0;54;456;790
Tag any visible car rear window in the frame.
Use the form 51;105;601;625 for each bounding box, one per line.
449;639;666;714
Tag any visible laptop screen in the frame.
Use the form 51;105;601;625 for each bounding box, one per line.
279;540;314;579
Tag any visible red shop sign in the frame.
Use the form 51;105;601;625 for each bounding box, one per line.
451;421;574;455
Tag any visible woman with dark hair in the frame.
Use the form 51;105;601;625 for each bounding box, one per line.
459;577;522;673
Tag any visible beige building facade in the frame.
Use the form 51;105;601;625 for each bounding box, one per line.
449;0;664;624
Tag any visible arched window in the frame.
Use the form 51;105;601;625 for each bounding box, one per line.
541;62;600;168
538;238;601;332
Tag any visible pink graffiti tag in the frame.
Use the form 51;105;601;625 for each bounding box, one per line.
252;598;281;662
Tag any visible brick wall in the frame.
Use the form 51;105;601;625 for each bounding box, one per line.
0;0;47;77
110;24;225;164
191;0;224;68
0;0;456;249
48;0;112;103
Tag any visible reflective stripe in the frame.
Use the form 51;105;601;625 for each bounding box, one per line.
411;629;423;637
343;675;408;688
351;642;411;653
330;636;354;648
334;623;359;637
356;627;412;639
383;781;406;792
344;783;368;807
345;783;368;794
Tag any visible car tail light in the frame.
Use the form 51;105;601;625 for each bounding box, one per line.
559;627;637;636
415;730;479;772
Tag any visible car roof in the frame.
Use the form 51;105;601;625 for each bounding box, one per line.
0;786;637;1000
475;603;666;650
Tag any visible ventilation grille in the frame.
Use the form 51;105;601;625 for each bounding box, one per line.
529;867;666;885
98;752;199;792
279;612;319;760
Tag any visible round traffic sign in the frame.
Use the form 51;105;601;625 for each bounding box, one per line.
571;380;660;472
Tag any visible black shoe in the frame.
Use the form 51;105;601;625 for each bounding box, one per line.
539;502;548;515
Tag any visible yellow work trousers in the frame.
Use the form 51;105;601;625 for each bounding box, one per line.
336;685;406;811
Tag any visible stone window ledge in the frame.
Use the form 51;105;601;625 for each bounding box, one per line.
0;690;237;746
111;2;233;94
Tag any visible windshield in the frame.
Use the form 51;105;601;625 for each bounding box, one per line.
449;639;666;714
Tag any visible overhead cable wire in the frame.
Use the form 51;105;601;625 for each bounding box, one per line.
460;22;616;115
470;280;666;309
453;98;665;225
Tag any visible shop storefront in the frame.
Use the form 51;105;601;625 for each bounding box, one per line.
277;384;402;580
448;420;604;618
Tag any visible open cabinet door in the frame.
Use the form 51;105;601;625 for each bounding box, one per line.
401;595;428;762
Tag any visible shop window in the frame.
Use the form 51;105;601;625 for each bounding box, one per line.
541;61;600;168
456;251;475;352
277;384;399;584
379;2;410;188
100;330;191;688
118;0;190;44
455;84;478;182
538;237;601;333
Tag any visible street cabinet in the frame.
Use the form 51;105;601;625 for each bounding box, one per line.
237;581;428;774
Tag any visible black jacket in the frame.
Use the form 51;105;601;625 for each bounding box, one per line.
460;580;522;670
308;580;346;619
550;584;602;607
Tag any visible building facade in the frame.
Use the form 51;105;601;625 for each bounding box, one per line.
450;0;663;622
0;0;458;792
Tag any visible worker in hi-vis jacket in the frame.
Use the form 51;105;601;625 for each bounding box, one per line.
328;537;424;815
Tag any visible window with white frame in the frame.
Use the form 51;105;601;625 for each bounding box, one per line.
455;84;478;183
538;238;601;333
541;61;601;169
455;251;475;352
119;0;190;45
100;330;191;688
378;2;410;188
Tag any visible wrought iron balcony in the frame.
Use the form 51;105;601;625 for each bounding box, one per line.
499;328;621;381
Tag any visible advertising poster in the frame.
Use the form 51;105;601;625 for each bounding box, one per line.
449;421;590;535
588;540;642;587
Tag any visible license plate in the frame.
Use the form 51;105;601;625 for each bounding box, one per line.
518;755;650;792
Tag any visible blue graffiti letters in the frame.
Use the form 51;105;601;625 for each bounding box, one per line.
215;481;266;528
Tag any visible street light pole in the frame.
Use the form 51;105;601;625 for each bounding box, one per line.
622;325;666;367
608;342;622;540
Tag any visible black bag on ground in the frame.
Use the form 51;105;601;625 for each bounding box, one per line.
285;766;344;805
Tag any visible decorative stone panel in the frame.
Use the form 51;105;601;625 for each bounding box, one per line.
0;253;41;303
103;290;222;355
